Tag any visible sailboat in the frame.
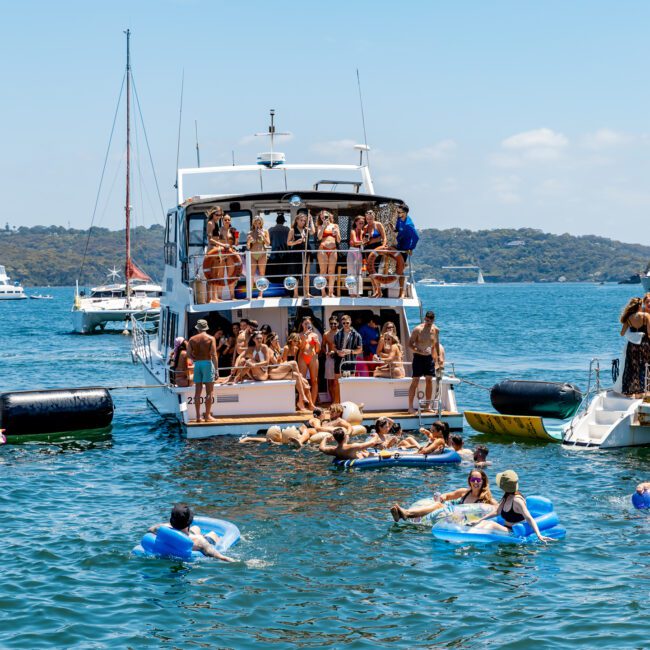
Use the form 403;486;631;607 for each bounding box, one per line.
72;30;162;334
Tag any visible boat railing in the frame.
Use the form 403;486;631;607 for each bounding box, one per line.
131;315;154;370
183;246;416;303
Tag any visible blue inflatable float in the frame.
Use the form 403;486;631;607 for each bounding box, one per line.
632;490;650;510
133;516;240;561
431;496;566;544
332;448;461;470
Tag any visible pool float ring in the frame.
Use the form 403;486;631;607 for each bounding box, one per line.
367;248;404;285
431;495;566;544
402;500;495;525
332;448;461;470
341;401;364;425
632;490;650;510
203;247;224;280
133;515;240;561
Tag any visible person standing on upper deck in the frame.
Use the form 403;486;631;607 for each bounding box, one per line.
407;310;442;414
393;204;419;299
268;213;289;280
188;319;219;423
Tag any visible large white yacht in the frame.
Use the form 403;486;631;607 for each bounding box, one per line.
131;120;463;439
0;265;26;300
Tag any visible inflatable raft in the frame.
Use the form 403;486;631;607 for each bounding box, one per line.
632;490;650;510
431;496;566;544
464;411;563;442
332;448;461;470
490;380;582;420
133;516;240;561
401;499;494;525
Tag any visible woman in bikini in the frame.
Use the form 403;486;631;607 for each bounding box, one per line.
468;470;555;542
297;316;321;405
373;332;405;378
216;214;242;300
390;469;496;522
346;215;365;297
316;210;341;298
247;215;270;295
286;211;314;298
204;207;226;302
620;296;650;396
416;420;450;455
266;332;315;411
362;209;387;298
169;338;191;387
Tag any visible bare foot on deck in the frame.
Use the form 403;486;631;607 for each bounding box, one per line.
407;408;416;415
203;415;217;422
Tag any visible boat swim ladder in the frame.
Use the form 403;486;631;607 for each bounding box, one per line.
564;358;601;445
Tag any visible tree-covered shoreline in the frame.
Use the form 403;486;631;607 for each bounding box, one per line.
0;224;648;285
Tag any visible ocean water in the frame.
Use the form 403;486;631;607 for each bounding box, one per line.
1;283;649;649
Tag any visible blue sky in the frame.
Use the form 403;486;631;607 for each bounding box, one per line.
2;0;650;244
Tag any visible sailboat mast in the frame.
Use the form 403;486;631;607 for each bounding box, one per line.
124;28;132;307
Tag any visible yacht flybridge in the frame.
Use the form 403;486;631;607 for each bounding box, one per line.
132;117;462;438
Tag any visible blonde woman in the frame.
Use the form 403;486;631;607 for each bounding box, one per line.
347;215;365;297
373;332;405;378
247;215;270;293
316;210;341;298
362;210;387;297
216;214;242;300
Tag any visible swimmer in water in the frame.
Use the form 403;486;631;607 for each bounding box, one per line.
148;503;235;562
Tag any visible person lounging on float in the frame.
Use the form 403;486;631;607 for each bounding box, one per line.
319;427;380;461
148;503;235;562
391;469;496;522
468;470;556;543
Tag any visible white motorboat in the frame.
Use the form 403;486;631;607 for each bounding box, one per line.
72;31;160;334
417;278;446;286
131;111;464;439
29;293;53;300
0;266;26;300
562;359;650;449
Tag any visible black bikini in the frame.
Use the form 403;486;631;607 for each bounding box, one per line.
500;496;525;525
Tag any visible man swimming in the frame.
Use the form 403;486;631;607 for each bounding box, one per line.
318;427;380;461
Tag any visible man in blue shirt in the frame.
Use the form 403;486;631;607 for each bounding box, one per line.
394;204;419;298
358;315;380;376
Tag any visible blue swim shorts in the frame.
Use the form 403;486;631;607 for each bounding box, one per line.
193;360;214;384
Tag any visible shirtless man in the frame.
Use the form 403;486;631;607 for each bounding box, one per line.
188;319;219;422
318;428;380;461
148;503;234;562
407;310;442;413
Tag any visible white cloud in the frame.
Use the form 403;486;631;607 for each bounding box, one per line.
407;139;458;161
582;128;632;149
502;128;568;150
490;175;520;204
310;139;358;156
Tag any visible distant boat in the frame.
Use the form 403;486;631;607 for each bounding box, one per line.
0;265;26;300
417;278;446;286
642;271;650;292
29;294;53;300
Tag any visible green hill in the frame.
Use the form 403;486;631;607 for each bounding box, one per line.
0;224;648;285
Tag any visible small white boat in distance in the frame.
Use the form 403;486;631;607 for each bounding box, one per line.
30;293;53;300
0;266;26;300
642;270;650;292
417;278;446;286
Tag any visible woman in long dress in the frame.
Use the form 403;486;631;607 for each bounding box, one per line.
286;211;314;298
620;296;650;396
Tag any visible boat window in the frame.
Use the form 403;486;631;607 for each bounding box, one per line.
165;210;177;266
188;214;206;246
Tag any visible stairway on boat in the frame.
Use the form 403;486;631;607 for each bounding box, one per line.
564;392;631;447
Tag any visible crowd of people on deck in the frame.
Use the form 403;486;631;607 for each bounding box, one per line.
619;293;650;397
201;204;419;301
169;309;445;422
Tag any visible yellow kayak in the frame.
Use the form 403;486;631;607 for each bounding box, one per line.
464;411;563;442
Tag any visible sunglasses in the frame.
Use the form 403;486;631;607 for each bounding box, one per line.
469;477;483;484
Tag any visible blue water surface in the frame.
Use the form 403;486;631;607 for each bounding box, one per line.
1;283;649;649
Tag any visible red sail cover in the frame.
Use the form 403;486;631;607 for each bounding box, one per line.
125;260;151;282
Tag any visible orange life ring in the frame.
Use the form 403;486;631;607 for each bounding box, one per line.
203;247;223;280
367;248;404;285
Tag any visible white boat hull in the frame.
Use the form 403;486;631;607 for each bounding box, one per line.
642;274;650;292
0;292;27;300
562;391;650;449
72;307;159;334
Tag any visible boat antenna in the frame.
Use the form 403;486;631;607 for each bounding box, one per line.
174;69;185;190
195;120;201;167
356;68;371;168
255;109;291;162
125;28;132;309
